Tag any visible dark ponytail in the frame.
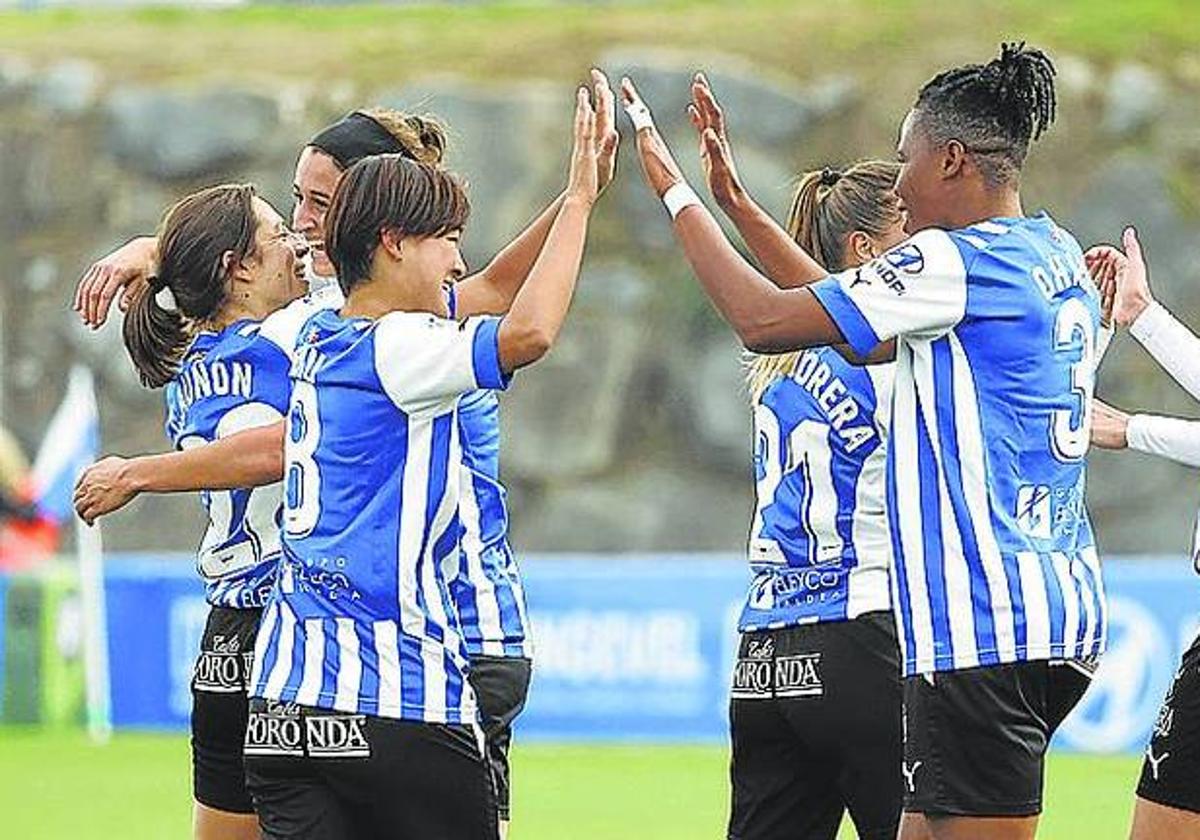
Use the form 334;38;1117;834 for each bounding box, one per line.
912;41;1057;187
122;184;259;388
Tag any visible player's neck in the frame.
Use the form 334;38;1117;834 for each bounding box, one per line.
947;186;1023;229
341;281;423;321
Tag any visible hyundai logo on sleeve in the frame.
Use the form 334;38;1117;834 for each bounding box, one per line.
884;244;925;275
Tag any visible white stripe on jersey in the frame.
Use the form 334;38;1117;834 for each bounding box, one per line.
1051;552;1080;652
295;618;325;706
459;466;506;656
334;617;361;709
264;602;297;698
893;343;937;665
397;422;433;639
250;600;279;689
1017;552;1052;653
1082;546;1107;650
948;333;1018;662
374;620;402;717
1075;558;1096;656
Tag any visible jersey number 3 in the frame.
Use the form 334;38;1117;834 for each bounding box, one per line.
1051;297;1097;462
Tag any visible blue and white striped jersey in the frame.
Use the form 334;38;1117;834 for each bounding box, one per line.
164;322;290;609
248;306;510;723
451;389;533;657
741;349;893;631
811;214;1106;676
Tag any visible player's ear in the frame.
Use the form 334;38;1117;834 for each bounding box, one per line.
379;228;405;262
942;139;967;180
846;231;878;266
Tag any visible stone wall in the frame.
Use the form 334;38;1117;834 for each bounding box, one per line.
3;50;1199;555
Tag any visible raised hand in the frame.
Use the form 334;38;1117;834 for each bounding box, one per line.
1111;226;1153;327
620;76;687;198
73;456;138;526
565;84;599;206
1085;245;1118;327
687;73;745;209
1090;399;1130;450
591;68;620;195
73;236;157;328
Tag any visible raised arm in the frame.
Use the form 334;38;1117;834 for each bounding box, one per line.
74;235;158;328
687;74;826;289
1091;227;1200;402
621;77;842;354
74;422;284;525
456;69;618;318
496;86;597;373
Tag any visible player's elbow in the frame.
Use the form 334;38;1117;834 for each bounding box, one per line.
740;321;795;355
498;320;555;370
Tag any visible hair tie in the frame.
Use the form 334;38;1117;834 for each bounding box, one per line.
147;276;178;312
819;167;842;187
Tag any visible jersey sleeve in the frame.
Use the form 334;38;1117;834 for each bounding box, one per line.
809;229;970;356
374;312;510;414
257;287;343;361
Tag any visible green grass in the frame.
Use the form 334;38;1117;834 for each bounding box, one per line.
0;0;1195;91
0;727;1140;838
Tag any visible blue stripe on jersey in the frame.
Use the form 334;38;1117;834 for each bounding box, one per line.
472;319;509;389
913;396;953;669
811;281;881;356
886;422;916;668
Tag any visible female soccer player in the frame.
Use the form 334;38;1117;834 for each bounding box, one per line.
120;184;310;840
75;77;619;836
626;43;1104;840
732;160;905;840
1087;228;1200;840
240;85;599;840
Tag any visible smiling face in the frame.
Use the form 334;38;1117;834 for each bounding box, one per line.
232;197;310;319
391;228;467;317
291;146;342;278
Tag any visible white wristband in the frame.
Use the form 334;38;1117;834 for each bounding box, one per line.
662;182;701;219
624;100;654;132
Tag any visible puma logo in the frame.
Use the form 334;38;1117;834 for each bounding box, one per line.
902;760;923;793
1146;747;1170;781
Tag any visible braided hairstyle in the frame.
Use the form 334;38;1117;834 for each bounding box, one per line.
912;42;1057;188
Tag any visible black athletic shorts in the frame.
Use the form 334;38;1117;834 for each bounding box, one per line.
1137;631;1200;813
468;655;532;821
192;605;260;814
728;611;902;840
902;657;1095;817
244;699;498;840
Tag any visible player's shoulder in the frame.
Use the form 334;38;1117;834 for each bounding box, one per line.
259;287;343;353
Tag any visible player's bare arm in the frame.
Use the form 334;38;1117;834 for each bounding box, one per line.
688;73;827;290
622;75;843;354
456;69;618;318
73;422;285;525
73;234;158;328
497;85;598;373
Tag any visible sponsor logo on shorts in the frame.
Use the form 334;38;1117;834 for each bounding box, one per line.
306;715;370;759
731;644;823;700
193;635;253;693
245;702;304;756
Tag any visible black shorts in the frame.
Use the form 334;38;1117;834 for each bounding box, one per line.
728;611;903;840
244;699;498;840
1137;631;1200;813
468;655;532;821
192;605;260;814
902;657;1095;817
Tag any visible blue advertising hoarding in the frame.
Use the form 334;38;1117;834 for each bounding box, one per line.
49;553;1200;751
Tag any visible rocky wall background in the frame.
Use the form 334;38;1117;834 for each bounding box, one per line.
2;46;1199;556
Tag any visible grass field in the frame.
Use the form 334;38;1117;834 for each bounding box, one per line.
0;727;1140;838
